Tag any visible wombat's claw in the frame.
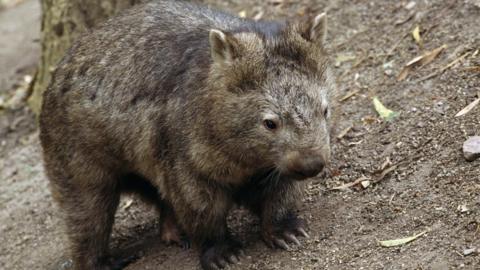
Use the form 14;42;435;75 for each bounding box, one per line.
283;232;301;246
263;233;295;250
297;227;310;238
274;238;290;250
180;235;192;250
263;215;309;250
200;239;243;270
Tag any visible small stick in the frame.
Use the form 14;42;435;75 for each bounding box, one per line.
336;125;353;140
417;51;471;82
331;176;369;190
339;89;360;102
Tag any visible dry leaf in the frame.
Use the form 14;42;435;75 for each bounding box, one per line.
419;45;447;67
397;45;447;81
379;231;427;247
397;66;411;81
412;25;422;47
373;97;399;121
455;98;480;117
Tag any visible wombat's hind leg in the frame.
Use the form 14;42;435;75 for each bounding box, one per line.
262;212;309;250
159;202;191;249
120;173;189;248
55;170;121;270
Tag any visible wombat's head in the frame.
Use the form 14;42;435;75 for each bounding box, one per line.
206;13;333;181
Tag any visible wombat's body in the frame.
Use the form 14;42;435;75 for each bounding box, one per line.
40;0;334;269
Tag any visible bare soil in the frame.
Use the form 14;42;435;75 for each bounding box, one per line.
1;0;479;269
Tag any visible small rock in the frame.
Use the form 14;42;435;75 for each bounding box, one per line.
457;204;469;213
463;247;477;256
360;180;370;188
433;101;449;115
405;1;416;10
463;136;480;161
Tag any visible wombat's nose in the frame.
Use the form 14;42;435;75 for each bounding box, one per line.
289;156;325;180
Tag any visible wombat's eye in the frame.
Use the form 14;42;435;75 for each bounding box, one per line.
263;119;277;130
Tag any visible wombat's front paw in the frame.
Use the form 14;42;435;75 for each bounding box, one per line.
262;214;309;250
200;239;243;270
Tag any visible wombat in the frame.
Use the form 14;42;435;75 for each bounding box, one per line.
39;0;334;269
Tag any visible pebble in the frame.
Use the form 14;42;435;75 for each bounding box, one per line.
463;136;480;161
463;247;477;256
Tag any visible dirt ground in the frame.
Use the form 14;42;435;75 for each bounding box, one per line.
1;0;479;269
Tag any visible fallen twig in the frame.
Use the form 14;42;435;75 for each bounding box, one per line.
417;51;471;82
331;176;370;190
398;45;447;81
339;89;360;102
337;125;353;140
455;97;480;117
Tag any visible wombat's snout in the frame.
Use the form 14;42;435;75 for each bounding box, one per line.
284;150;328;180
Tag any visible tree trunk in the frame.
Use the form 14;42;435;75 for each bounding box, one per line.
29;0;143;114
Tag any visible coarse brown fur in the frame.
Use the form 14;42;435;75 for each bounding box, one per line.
39;0;335;269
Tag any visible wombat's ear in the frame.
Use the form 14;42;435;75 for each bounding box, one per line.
300;12;327;46
209;29;237;64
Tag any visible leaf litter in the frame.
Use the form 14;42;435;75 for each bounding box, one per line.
412;25;422;48
373;97;399;121
455;96;480;117
397;45;447;81
379;231;428;247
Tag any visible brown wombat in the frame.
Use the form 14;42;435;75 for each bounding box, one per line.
39;0;334;269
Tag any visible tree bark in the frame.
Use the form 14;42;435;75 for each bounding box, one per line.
29;0;143;114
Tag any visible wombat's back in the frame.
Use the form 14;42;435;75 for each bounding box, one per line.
39;0;261;166
42;0;244;109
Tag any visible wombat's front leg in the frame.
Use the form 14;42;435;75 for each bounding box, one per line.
245;181;309;250
172;182;242;270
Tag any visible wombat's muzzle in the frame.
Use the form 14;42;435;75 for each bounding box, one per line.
283;150;329;180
